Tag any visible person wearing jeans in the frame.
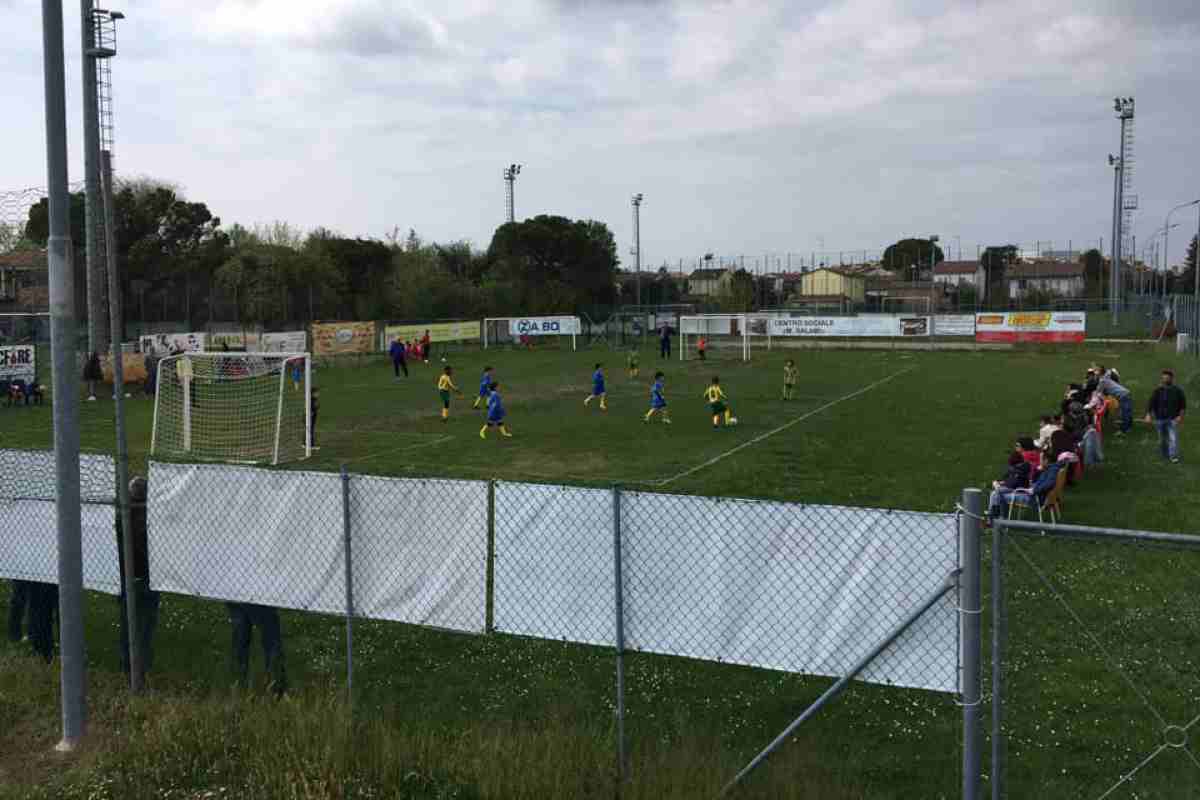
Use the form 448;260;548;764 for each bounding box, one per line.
1145;368;1186;463
1098;372;1133;433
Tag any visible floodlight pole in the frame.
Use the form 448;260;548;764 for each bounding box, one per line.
632;193;643;308
503;164;520;224
81;0;106;355
42;0;87;750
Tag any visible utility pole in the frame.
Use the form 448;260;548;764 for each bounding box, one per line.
81;0;108;355
1110;97;1135;322
503;164;521;224
632;193;643;307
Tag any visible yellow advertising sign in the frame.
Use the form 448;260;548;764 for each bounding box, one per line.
1006;313;1051;329
383;320;481;346
101;353;148;384
312;322;376;355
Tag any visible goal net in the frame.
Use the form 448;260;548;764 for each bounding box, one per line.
483;316;580;351
151;353;311;465
680;314;749;362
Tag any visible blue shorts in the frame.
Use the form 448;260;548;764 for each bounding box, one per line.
487;414;506;425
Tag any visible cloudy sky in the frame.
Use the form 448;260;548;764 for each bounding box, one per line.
5;0;1200;268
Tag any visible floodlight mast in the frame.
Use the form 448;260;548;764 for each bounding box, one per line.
503;163;521;224
632;193;644;307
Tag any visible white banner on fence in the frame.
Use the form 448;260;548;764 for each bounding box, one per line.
348;476;487;633
147;461;346;613
0;450;120;594
767;315;930;338
260;331;308;353
507;316;581;337
493;482;615;646
620;493;958;692
0;345;35;382
932;315;976;337
681;317;734;335
139;332;207;357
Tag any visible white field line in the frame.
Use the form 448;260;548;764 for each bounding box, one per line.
655;367;917;487
342;435;454;466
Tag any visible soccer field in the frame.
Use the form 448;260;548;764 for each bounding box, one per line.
4;342;1200;799
7;341;1198;528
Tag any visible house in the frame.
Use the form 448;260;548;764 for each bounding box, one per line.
932;260;982;290
797;268;865;303
0;249;48;307
1006;261;1086;299
687;268;732;297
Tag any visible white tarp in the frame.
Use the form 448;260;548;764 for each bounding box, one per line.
348;475;487;632
147;461;346;613
0;450;120;593
767;315;930;338
0;345;36;382
507;316;581;337
493;482;615;646
932;315;977;337
681;316;735;335
260;331;308;353
619;492;959;693
140;332;206;357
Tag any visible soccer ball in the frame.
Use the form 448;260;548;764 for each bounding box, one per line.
729;417;739;426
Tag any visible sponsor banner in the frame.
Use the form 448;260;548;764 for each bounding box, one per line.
312;321;375;355
102;352;148;384
261;331;308;353
768;315;930;338
0;345;35;382
507;316;581;337
975;312;1086;344
383;321;480;348
932;315;977;337
208;331;261;351
139;332;206;358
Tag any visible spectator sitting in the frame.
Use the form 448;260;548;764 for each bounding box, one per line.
1035;415;1058;448
1016;436;1041;473
987;451;1033;517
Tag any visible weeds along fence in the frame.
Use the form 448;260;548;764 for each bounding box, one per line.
1;448;980;796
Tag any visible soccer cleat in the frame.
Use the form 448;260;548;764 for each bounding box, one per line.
584;396;591;405
501;427;513;438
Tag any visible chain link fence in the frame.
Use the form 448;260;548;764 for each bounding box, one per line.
989;518;1200;799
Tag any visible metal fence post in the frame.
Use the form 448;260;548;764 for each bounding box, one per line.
960;488;983;800
42;0;87;751
486;479;496;634
612;484;629;785
991;519;1006;800
341;464;354;711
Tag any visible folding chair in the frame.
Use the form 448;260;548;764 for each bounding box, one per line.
1006;467;1069;524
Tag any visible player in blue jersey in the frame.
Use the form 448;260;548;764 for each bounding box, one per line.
480;381;513;438
583;363;607;411
643;371;671;424
472;366;495;410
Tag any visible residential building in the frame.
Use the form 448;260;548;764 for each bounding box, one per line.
932;260;982;290
1006;261;1086;299
687;268;731;297
798;268;865;303
0;249;48;308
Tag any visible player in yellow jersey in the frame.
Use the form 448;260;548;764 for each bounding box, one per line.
703;376;735;429
437;365;462;422
783;359;798;400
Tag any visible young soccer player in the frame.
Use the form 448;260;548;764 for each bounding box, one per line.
703;376;734;428
643;371;671;424
437;365;462;422
783;359;798;400
697;336;707;361
473;366;494;409
626;348;640;379
584;363;607;411
480;381;513;438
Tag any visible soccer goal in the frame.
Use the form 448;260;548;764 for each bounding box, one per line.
680;314;749;362
151;352;311;465
483;316;580;351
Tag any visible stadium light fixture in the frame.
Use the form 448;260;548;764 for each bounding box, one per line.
632;193;644;307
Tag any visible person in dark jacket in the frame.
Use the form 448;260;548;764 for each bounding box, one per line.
226;602;288;696
1144;368;1186;463
116;475;161;680
659;324;672;359
83;352;103;401
143;352;158;397
987;452;1032;517
389;337;408;379
26;582;58;662
6;580;31;642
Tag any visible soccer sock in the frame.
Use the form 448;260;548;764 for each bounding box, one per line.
713;414;720;426
725;409;732;423
644;409;654;421
584;395;591;405
479;425;487;438
600;398;607;410
441;408;448;420
472;398;480;408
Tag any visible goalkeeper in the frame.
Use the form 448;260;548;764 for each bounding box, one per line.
437;366;462;422
703;376;735;429
783;358;798;400
480;382;513;438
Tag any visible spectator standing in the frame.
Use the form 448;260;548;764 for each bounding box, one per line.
83;352;102;401
143;351;158;397
6;580;31;643
421;330;432;364
226;602;288;696
116;476;161;680
1098;371;1134;433
310;388;320;449
26;582;58;662
659;324;672;359
1145;368;1186;463
389;337;408;379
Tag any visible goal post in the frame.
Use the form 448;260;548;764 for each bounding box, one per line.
151;352;311;465
679;314;749;362
483;316;580;351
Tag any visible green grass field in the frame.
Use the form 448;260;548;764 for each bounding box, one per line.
3;341;1200;799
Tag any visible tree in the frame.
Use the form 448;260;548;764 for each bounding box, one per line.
980;245;1018;308
719;269;755;312
1178;235;1199;296
1081;248;1106;300
881;238;945;274
486;215;619;313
